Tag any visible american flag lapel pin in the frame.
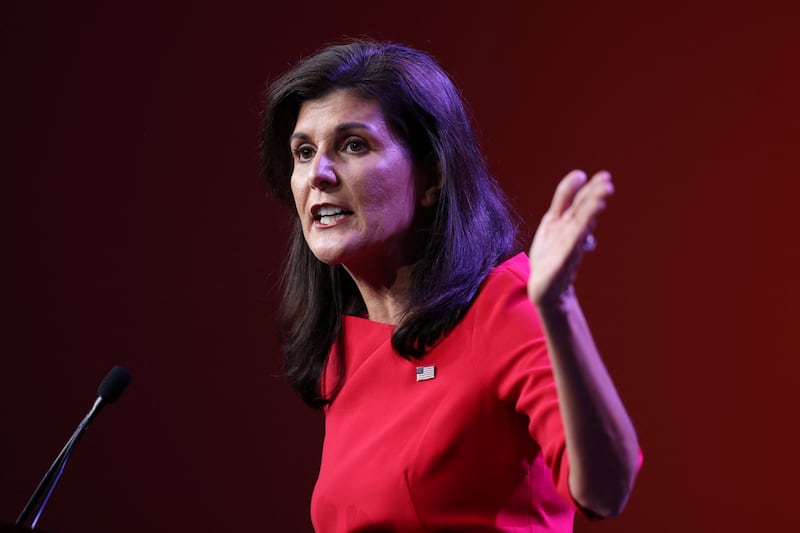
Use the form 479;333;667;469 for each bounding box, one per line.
416;365;436;382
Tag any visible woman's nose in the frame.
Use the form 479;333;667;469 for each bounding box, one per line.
310;152;337;190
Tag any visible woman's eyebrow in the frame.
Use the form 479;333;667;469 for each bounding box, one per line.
291;121;374;142
335;121;371;133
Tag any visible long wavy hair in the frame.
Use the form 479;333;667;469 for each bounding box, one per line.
261;40;520;407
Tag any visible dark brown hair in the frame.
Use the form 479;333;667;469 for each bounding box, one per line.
261;40;519;407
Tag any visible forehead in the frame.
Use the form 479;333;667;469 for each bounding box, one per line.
293;90;387;135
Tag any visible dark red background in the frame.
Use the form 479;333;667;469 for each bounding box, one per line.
2;1;798;531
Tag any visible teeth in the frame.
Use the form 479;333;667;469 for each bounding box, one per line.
318;206;345;216
319;213;349;225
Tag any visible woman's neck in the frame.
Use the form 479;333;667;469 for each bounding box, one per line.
344;262;415;325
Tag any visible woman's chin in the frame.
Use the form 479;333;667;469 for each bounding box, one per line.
308;246;347;266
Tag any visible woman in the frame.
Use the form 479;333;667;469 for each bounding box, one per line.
262;40;640;532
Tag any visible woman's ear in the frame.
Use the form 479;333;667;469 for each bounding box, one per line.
418;154;441;208
420;183;441;207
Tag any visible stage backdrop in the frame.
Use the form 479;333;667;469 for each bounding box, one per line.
2;1;798;532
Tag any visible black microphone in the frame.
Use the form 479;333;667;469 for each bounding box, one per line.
16;365;132;529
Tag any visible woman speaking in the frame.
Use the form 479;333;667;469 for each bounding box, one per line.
261;40;641;532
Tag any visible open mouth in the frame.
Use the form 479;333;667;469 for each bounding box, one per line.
313;205;354;225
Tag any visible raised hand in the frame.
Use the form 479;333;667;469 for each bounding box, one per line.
525;170;638;516
527;170;614;307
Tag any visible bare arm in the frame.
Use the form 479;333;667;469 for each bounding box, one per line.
528;170;639;517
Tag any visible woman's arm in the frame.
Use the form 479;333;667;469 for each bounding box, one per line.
528;170;640;517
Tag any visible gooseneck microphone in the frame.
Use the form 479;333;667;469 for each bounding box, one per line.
16;365;132;529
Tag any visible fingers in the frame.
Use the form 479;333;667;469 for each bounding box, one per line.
566;170;614;230
529;170;614;305
547;170;588;219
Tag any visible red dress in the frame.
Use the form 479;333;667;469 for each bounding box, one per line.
311;253;580;532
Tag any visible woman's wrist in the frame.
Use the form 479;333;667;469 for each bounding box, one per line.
533;284;580;318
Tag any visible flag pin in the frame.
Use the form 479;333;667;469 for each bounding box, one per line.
416;365;436;382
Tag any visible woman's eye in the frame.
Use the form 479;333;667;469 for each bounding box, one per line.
344;138;367;153
294;145;315;161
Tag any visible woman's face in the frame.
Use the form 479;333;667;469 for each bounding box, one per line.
290;89;433;273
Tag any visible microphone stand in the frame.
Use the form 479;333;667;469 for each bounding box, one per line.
16;397;105;529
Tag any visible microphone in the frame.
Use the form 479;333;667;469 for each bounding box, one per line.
16;365;132;529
